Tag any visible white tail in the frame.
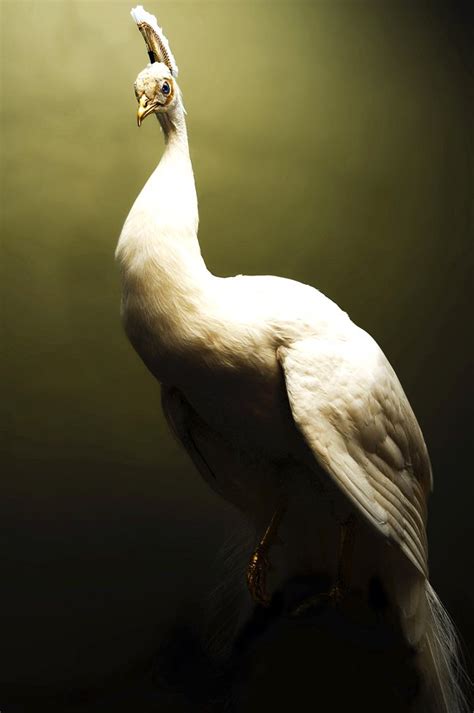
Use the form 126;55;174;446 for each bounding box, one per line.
204;539;471;711
416;582;470;713
202;524;255;660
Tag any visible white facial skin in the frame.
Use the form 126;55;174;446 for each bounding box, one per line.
134;62;177;125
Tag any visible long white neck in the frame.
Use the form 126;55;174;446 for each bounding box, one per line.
117;99;201;258
116;97;213;374
154;102;196;236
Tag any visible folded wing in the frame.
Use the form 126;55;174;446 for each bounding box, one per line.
278;329;432;577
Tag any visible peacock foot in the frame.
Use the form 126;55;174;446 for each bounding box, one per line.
327;583;344;606
290;582;346;617
247;545;271;607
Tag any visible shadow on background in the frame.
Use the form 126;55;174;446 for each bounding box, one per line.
1;0;473;709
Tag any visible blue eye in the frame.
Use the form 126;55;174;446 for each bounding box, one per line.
162;81;171;96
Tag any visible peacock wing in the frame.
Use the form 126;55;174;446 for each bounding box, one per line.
277;328;432;578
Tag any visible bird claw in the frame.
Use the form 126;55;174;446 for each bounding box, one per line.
247;545;271;607
327;583;344;607
290;583;345;617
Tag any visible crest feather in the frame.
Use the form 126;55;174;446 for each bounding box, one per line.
130;5;179;77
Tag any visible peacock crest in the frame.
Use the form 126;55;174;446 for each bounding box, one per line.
131;5;179;77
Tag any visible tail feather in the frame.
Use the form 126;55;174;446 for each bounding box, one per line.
418;582;471;713
202;523;255;660
201;522;471;712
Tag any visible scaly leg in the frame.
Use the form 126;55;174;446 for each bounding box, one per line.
291;514;357;617
247;503;287;607
327;513;356;605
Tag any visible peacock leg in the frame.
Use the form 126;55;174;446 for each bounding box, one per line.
327;513;356;605
291;514;357;617
247;503;287;607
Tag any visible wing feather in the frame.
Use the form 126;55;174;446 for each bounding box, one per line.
278;328;432;577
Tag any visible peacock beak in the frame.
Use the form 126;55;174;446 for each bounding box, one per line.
136;94;155;127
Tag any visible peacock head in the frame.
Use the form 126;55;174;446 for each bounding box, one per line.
130;6;181;128
134;63;178;126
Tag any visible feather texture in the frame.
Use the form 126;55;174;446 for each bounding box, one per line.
277;328;431;577
131;5;179;76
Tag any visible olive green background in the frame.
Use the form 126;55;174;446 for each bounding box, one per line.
1;0;472;700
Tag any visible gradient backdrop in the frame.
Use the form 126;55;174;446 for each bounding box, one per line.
1;0;473;705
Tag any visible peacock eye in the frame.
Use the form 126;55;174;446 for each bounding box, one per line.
162;81;171;96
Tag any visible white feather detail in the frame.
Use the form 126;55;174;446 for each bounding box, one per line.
130;5;179;77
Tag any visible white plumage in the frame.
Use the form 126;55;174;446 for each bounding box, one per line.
279;329;431;578
116;7;468;711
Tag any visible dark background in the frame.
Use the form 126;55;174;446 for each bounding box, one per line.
1;0;473;709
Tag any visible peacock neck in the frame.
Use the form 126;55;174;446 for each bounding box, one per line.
157;102;189;153
149;100;198;238
118;98;203;264
116;98;213;363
